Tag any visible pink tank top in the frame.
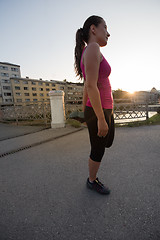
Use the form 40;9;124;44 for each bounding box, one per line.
80;46;113;109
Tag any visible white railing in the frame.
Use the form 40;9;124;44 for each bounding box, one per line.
0;100;51;126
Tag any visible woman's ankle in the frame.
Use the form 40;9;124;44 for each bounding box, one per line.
89;177;96;182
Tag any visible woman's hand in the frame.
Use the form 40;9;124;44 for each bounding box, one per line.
97;118;109;137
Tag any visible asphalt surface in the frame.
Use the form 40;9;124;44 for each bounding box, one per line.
0;124;84;157
0;123;46;141
0;125;160;240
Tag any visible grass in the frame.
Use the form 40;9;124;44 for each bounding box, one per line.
65;118;82;128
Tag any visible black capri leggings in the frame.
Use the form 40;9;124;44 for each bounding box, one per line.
84;106;115;162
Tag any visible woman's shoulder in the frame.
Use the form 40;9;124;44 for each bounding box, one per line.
82;42;103;65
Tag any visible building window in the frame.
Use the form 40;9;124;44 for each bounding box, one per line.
0;66;8;70
38;82;43;85
46;83;49;86
3;86;11;90
60;86;64;90
23;81;28;84
24;93;29;96
33;93;37;96
46;88;50;91
32;81;36;85
68;87;72;90
16;92;21;96
17;99;22;102
5;99;12;102
14;80;20;83
2;79;10;83
33;99;37;101
52;88;56;90
4;92;12;96
39;88;43;91
47;93;49;96
52;83;55;87
1;72;9;77
15;86;20;90
11;67;18;72
32;87;36;91
12;74;19;77
25;99;30;102
24;87;28;90
40;93;44;96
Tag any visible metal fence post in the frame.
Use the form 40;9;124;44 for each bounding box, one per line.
146;101;149;120
42;101;47;127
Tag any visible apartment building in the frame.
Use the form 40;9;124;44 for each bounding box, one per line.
0;62;83;105
0;62;21;104
133;90;159;104
9;77;83;104
10;77;66;103
65;82;83;104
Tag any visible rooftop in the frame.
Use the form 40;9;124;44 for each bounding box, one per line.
0;62;20;67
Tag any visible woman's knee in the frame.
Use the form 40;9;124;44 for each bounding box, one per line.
90;147;105;162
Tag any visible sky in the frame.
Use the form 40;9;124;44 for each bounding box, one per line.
0;0;160;93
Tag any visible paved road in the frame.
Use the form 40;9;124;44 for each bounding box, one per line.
0;123;46;141
0;125;160;240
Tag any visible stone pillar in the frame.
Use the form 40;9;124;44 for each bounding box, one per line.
49;90;66;128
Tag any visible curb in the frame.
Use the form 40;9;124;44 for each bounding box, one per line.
0;127;50;141
0;126;85;159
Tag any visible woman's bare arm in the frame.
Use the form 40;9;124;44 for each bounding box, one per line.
84;42;105;120
84;42;108;137
82;81;88;112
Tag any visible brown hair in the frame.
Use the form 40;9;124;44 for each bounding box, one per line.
74;15;103;81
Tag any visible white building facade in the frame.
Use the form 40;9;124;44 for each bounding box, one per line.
0;62;21;104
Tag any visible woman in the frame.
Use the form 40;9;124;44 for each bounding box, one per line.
74;15;115;195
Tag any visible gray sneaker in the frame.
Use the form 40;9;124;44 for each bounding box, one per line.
86;177;111;195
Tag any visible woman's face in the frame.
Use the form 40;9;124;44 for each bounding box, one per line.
93;20;110;47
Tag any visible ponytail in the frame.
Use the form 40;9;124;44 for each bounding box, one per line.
74;28;85;81
74;15;103;82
